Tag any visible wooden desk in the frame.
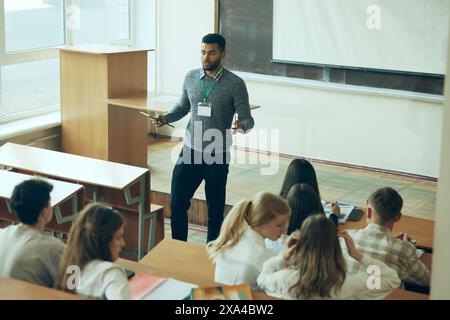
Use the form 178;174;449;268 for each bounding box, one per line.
118;238;275;300
0;170;84;233
384;288;429;300
0;277;82;300
420;253;432;271
0;142;162;260
343;211;434;251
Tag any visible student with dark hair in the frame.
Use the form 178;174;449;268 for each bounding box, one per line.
280;159;321;199
286;183;325;234
258;215;400;300
342;187;430;287
55;203;130;300
154;33;255;243
280;158;340;219
0;178;65;287
267;181;338;253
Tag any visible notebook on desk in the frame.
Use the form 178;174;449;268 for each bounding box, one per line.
324;202;357;223
128;272;198;300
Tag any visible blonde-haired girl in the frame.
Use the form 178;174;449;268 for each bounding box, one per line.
257;215;400;299
207;192;291;289
55;203;131;300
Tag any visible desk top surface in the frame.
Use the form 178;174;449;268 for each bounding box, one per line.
0;277;82;300
343;211;434;250
59;44;153;55
0;143;148;190
120;239;431;301
385;288;429;300
118;239;275;300
106;93;261;113
0;170;83;206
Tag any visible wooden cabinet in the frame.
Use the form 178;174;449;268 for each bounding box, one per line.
59;45;152;168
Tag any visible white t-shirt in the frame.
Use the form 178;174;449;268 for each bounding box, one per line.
213;227;276;290
77;260;131;300
0;224;65;287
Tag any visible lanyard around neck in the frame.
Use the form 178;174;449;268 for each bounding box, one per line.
201;77;218;102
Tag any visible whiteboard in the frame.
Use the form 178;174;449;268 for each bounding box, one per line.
273;0;450;75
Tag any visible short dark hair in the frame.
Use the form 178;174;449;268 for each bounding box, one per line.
368;187;403;223
10;178;53;225
202;33;226;51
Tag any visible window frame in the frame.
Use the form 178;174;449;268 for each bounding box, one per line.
0;0;135;123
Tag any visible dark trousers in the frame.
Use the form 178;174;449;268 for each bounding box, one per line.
170;148;230;242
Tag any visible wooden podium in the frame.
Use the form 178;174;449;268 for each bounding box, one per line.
59;45;153;168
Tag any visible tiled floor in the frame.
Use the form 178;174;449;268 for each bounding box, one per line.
150;139;437;246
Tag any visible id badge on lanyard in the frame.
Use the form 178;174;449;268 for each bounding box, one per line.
197;101;212;117
199;77;217;118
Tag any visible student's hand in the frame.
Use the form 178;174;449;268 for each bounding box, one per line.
153;114;168;127
338;230;364;262
395;232;417;246
282;243;297;261
331;201;341;215
231;120;244;134
394;232;406;240
282;232;300;261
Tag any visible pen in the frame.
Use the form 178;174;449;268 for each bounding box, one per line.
140;111;175;128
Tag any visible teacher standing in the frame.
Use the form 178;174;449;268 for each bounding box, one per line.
154;33;255;242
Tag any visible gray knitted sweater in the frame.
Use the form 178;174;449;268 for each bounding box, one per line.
165;68;255;153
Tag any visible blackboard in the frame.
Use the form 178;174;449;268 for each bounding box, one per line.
218;0;444;95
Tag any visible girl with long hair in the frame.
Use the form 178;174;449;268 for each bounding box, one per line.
55;203;131;300
258;215;400;299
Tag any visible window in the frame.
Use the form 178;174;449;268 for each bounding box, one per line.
4;0;65;53
0;0;133;123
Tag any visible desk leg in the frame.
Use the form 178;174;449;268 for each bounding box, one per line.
124;176;147;260
53;193;79;224
89;186;103;202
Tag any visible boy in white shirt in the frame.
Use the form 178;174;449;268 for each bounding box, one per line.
0;179;65;287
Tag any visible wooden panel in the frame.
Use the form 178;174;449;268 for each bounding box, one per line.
60;50;108;160
108;104;149;168
107;51;148;99
0;277;82;300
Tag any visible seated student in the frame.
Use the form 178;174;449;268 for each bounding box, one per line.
55;203;131;300
342;187;430;287
266;183;325;253
280;159;321;199
279;158;340;221
207;192;291;290
257;215;400;300
0;179;65;288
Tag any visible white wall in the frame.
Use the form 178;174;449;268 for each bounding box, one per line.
135;0;157;92
431;21;450;299
152;0;444;177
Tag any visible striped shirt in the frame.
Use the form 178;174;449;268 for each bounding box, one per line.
341;224;430;286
